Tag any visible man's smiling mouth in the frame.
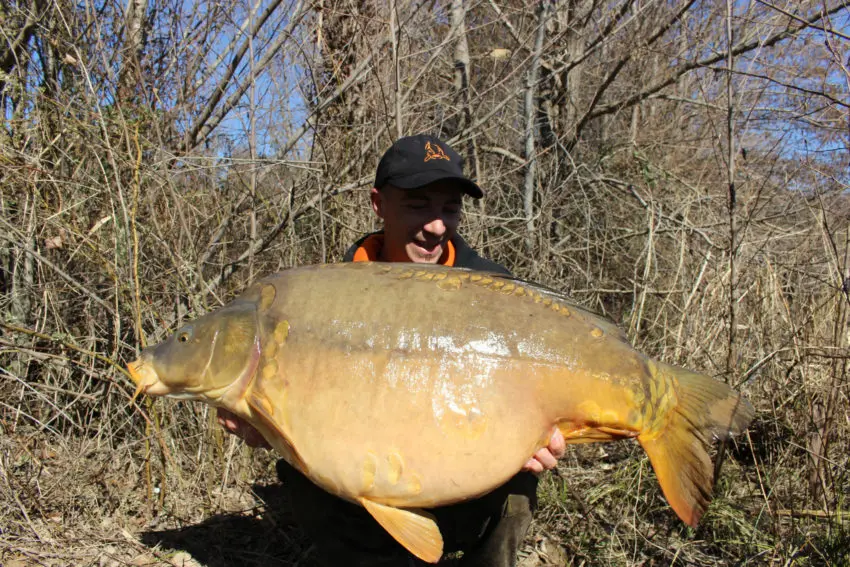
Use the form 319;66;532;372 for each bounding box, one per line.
414;240;443;254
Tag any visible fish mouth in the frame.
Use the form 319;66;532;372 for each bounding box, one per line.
127;359;170;403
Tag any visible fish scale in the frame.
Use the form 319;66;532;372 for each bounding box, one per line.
127;261;754;564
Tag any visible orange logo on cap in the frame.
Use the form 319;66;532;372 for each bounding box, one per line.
424;141;450;162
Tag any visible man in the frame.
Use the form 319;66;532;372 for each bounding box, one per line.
218;134;566;565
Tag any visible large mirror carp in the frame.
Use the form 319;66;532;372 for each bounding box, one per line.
127;262;754;563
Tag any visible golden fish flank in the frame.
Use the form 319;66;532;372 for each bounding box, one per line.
579;400;636;430
437;276;463;291
274;320;290;344
387;452;404;485
577;400;602;423
261;360;278;381
406;473;423;495
256;391;276;418
362;452;378;492
434;386;488;441
126;261;754;565
397;264;564;312
361;450;418;495
259;283;276;311
265;337;279;359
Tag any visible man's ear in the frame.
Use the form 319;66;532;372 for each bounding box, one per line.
370;187;384;219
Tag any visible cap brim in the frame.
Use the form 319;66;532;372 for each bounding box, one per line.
388;170;484;199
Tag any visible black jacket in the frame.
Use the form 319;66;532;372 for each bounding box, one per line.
342;231;511;276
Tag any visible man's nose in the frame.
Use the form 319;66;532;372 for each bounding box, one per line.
423;216;447;237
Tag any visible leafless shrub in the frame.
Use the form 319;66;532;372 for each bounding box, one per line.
1;0;848;564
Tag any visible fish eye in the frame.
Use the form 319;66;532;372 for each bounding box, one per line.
176;327;193;343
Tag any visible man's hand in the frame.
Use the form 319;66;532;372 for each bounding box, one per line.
216;408;271;449
523;428;566;474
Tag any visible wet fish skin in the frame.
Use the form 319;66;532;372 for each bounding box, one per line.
127;262;754;563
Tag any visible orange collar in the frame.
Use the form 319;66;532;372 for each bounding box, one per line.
352;234;455;266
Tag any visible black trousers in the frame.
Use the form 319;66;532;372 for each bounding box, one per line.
276;460;538;566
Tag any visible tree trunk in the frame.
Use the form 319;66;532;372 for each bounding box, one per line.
557;0;586;142
523;0;549;254
451;0;471;138
119;0;149;103
726;0;738;377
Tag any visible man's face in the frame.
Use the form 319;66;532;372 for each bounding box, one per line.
371;181;464;264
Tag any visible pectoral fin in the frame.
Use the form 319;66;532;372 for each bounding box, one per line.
247;395;308;474
358;497;443;564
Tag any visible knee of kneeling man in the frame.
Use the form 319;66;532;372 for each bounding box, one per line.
504;493;535;519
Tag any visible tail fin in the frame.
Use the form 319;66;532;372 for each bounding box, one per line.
638;362;754;527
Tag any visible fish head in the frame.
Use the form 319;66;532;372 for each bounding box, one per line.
127;302;260;405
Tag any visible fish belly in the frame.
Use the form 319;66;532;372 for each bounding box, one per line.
254;343;647;509
273;348;552;508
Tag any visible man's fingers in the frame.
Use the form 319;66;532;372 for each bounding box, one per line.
549;428;567;458
217;408;237;430
217;412;238;433
521;429;567;475
522;457;544;474
534;448;558;470
216;408;270;448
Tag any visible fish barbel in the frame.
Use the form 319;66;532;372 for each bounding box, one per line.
127;262;754;562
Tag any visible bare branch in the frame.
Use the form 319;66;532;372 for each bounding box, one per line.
586;2;850;121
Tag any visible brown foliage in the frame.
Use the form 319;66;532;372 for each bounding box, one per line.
1;0;849;564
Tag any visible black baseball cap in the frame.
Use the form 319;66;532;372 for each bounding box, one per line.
374;134;484;198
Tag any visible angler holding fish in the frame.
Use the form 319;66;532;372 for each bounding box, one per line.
128;135;753;565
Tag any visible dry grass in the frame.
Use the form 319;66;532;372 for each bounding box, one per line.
3;0;849;563
2;147;849;565
2;419;846;566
